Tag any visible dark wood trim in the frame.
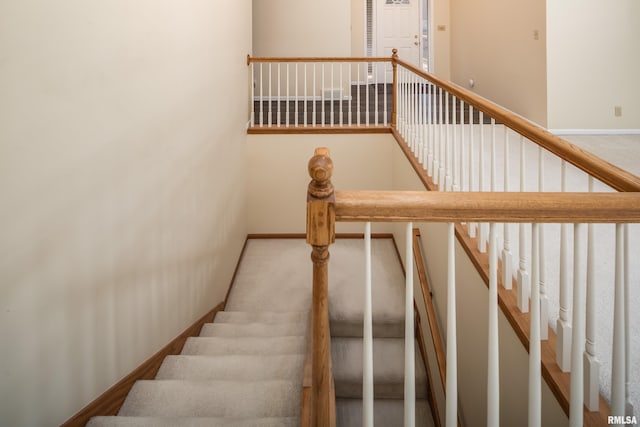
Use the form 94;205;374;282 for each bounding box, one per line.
248;56;392;64
248;125;392;135
415;310;442;427
247;233;394;240
392;130;611;426
61;302;224;427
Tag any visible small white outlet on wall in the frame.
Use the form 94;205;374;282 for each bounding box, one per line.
614;106;622;117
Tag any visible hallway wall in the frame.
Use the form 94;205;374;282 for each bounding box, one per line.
547;0;640;130
450;0;547;126
0;1;251;425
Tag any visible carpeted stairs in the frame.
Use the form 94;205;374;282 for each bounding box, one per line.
87;238;435;426
328;239;434;426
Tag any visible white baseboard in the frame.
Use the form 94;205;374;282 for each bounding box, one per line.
550;129;640;135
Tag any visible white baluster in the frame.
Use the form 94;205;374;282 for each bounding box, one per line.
259;63;264;126
488;223;500;427
459;98;465;191
478;112;487;253
348;63;353;125
405;222;415;427
624;224;633;417
268;63;272;126
438;87;445;187
383;62;388;126
294;63;298;126
538;148;548;340
339;63;344;126
303;63;308;127
330;63;334;126
452;96;459;192
321;63;326;126
446;222;457;427
374;63;379;126
250;63;255;127
517;136;530;312
502;129;512;289
584;177;599;408
356;64;361;125
468;106;476;238
557;161;572;371
570;223;586;427
427;83;434;177
612;223;626;416
433;86;440;185
418;79;425;165
444;91;452;191
285;63;290;126
277;63;281;127
363;222;374;427
366;62;371;127
312;63;316;126
529;223;541;427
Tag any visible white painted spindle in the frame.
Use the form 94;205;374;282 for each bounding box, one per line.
250;63;255;126
363;222;374;427
538;148;548;340
303;63;308;126
427;83;434;177
321;63;325;126
584;178;600;409
330;63;334;126
452;96;459;191
312;64;316;126
444;90;452;191
446;222;457;427
438;87;445;187
459;98;465;192
529;223;541;427
285;63;289;126
405;222;415;427
570;223;586;427
348;63;353;125
468;105;476;238
557;161;572;372
612;223;626;416
502;129;512;289
277;63;281;127
624;224;633;417
433;87;440;184
517;136;530;312
383;63;388;126
488;223;500;427
478;112;487;253
294;63;298;126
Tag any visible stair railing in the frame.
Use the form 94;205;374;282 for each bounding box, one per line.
306;147;640;427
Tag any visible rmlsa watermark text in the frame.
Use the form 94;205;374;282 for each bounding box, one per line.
608;415;638;425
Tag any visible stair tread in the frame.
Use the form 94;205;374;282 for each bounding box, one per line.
181;335;306;356
215;311;308;324
118;380;300;418
336;398;434;427
87;416;299;427
156;354;305;381
332;337;428;399
200;322;305;337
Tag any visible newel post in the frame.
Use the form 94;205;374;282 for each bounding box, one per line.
391;48;398;128
307;147;335;427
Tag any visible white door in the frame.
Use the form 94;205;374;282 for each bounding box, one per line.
376;0;420;66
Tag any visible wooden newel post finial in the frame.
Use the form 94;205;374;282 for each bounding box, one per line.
306;147;336;427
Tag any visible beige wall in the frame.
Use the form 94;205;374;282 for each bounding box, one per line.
432;0;452;79
389;143;567;426
0;1;251;425
450;0;547;126
253;0;351;57
247;134;395;235
547;0;640;130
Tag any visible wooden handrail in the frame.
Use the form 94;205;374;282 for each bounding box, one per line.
335;191;640;223
393;58;640;193
247;55;391;64
306;147;336;427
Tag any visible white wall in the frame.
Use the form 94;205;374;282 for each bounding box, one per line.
547;0;640;130
253;0;351;57
0;1;251;425
247;134;395;234
450;0;547;126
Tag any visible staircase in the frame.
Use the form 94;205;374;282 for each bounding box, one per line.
328;239;434;426
86;238;435;426
87;310;307;426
